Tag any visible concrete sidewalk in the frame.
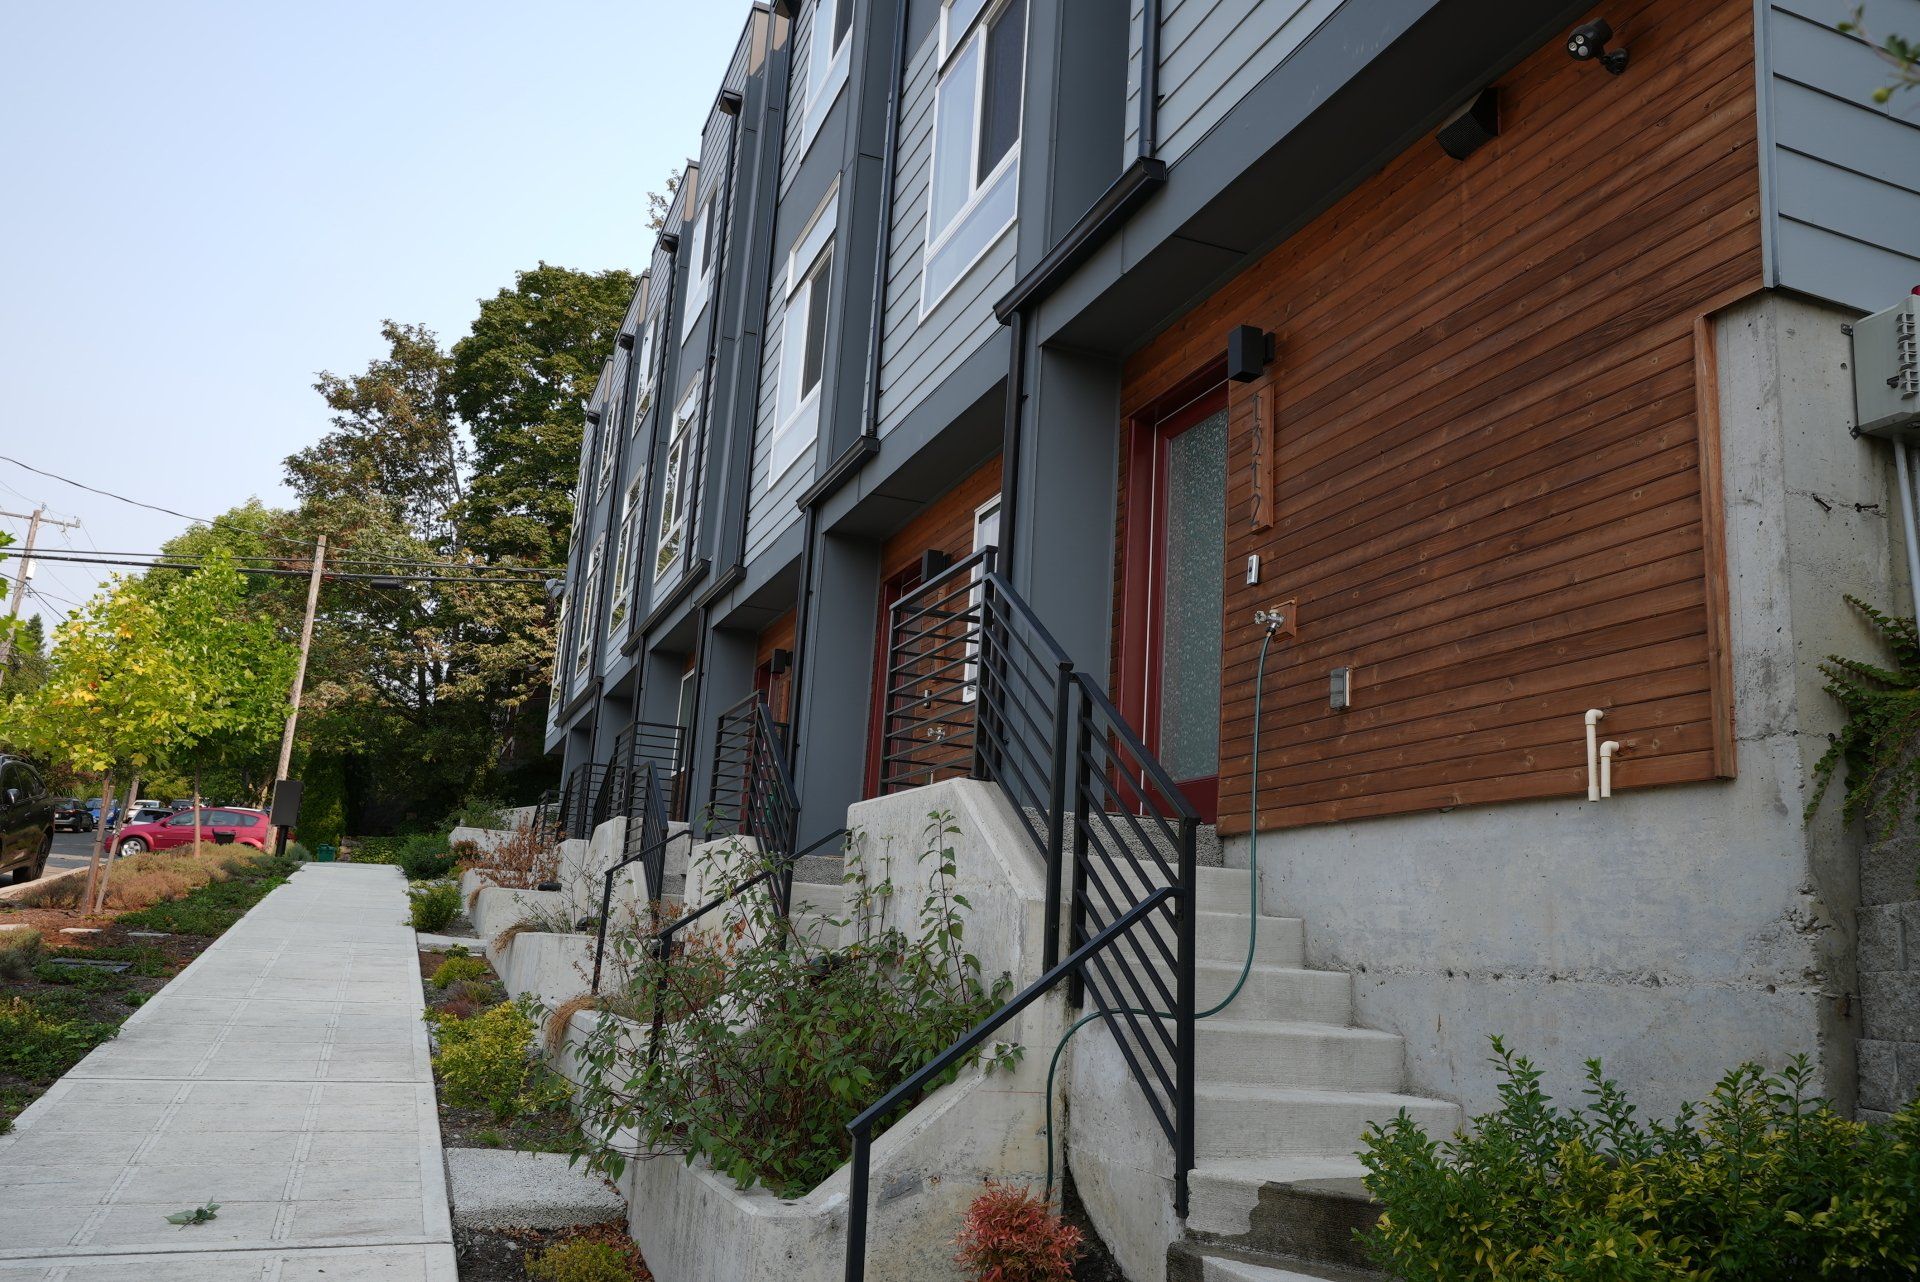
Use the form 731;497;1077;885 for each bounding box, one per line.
0;863;455;1281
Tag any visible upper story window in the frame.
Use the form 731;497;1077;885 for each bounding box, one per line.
607;470;645;641
632;317;659;428
572;535;605;678
769;186;839;485
799;0;854;154
923;0;1026;313
682;195;716;340
655;382;702;580
595;402;617;495
548;594;570;719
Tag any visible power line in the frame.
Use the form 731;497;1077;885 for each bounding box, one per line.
16;549;551;587
43;547;564;574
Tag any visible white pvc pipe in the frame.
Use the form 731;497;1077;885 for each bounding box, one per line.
1585;709;1605;802
1600;741;1621;799
1897;442;1920;615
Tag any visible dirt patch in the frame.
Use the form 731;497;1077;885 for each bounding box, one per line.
454;1220;650;1281
1062;1173;1129;1282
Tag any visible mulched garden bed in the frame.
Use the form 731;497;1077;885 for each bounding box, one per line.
419;948;579;1153
454;1220;650;1282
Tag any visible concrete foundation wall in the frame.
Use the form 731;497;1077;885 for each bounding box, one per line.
1225;292;1890;1121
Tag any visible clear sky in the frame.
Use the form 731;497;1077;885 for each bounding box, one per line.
0;1;755;630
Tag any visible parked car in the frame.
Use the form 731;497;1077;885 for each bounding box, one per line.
0;756;55;883
113;807;270;856
123;806;175;828
168;799;194;812
85;797;120;829
51;797;95;832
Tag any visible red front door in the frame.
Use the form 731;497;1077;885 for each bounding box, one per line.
1119;383;1230;822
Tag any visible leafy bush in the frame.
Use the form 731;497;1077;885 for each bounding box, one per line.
431;955;491;989
576;813;1019;1197
954;1181;1084;1282
525;1237;636;1282
444;795;509;832
1360;1037;1920;1280
0;927;42;980
409;881;462;932
1810;597;1920;831
430;1000;569;1121
458;822;561;890
0;996;118;1079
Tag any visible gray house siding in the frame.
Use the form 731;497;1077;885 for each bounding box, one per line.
1761;0;1920;314
876;26;1017;436
1125;0;1344;164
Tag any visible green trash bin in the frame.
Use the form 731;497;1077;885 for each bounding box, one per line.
314;845;337;863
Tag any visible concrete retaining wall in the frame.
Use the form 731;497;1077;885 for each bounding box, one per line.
1225;292;1885;1121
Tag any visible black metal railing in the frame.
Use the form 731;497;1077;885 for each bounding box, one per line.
639;826;848;1050
554;763;617;840
847;552;1199;1281
590;762;695;994
632;719;691;822
707;693;790;839
528;787;561;842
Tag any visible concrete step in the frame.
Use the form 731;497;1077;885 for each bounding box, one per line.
1195;1020;1404;1091
789;852;845;886
1194;961;1352;1024
1195;1085;1460;1160
1183;1157;1380;1274
1184;1254;1378;1282
1195;911;1305;967
1082;859;1253;915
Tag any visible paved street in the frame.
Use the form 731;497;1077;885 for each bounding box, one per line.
46;829;98;874
0;862;456;1281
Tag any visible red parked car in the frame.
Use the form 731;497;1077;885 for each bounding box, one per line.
112;807;269;856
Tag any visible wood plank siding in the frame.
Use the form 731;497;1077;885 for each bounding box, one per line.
879;456;1003;582
1116;0;1762;835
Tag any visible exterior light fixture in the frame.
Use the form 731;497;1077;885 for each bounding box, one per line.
618;332;635;350
1227;325;1274;382
1436;88;1500;160
1567;20;1628;74
717;89;744;117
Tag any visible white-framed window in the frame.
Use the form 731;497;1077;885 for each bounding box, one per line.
595;400;617;495
572;536;604;678
549;594;570;719
963;495;1001;700
655;383;701;580
768;186;839;486
922;0;1027;314
682;194;716;339
798;0;854;154
632;317;659;431
607;470;645;641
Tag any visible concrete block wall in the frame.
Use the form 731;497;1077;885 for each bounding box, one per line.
1859;826;1920;1121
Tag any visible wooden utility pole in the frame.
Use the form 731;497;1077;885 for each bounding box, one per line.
0;506;81;668
270;535;326;849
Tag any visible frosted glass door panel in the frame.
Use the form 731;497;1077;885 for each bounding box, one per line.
1156;408;1227;783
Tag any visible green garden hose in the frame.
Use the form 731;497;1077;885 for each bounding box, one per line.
1041;619;1281;1196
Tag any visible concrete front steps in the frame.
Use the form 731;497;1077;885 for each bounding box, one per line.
1096;864;1459;1281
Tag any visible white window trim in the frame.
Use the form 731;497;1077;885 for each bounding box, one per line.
607;472;644;644
919;0;1027;318
654;383;701;583
572;536;604;678
797;0;853;160
548;595;570;720
767;187;840;489
682;197;715;340
963;495;1001;701
632;318;659;430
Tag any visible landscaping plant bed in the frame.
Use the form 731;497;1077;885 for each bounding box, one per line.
454;1220;650;1282
0;853;301;1132
420;947;579;1153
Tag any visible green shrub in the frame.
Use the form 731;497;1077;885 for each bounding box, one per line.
397;833;457;881
1360;1037;1920;1281
575;812;1019;1196
409;881;462;932
1809;598;1920;831
430;955;491;989
0;996;118;1080
430;1000;568;1121
525;1237;634;1282
444;795;509;832
0;927;42;980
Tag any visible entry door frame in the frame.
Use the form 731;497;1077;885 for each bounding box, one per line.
1117;364;1229;822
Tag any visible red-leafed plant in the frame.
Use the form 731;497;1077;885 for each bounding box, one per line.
954;1181;1084;1282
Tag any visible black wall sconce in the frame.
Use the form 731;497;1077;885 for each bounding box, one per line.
717;89;744;117
769;647;792;675
1436;87;1500;160
920;548;953;581
660;231;680;254
1227;325;1275;383
1567;19;1628;74
585;409;602;427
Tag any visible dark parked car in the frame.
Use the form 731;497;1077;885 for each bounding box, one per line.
0;756;55;883
51;797;95;832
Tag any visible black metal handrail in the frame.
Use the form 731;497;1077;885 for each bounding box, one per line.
849;555;1200;1281
844;889;1176;1282
707;693;790;837
631;719;691;822
641;826;849;1054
